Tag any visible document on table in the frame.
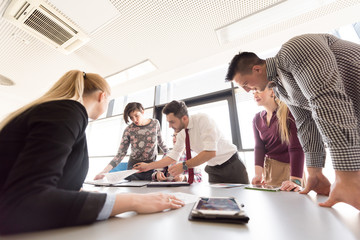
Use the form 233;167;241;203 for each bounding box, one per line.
84;169;138;186
105;169;138;183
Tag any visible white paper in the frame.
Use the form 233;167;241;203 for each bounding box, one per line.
105;169;138;183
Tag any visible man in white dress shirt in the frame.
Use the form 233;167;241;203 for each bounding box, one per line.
134;100;249;183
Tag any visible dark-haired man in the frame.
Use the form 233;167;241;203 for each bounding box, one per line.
134;100;249;184
226;33;360;210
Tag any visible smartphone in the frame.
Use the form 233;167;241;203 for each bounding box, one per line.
192;197;243;216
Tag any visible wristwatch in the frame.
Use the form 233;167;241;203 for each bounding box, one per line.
182;162;188;171
291;179;301;186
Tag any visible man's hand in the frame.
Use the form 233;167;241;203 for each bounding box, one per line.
168;163;184;177
319;170;360;210
133;162;151;172
300;167;331;196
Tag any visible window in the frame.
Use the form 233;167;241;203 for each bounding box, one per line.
126;87;155;109
86;116;124;157
158;65;232;104
235;88;262;149
111;96;126;116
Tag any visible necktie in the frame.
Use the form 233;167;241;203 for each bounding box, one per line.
185;128;194;184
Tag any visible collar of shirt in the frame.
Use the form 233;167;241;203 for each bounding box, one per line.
266;57;278;82
187;115;194;130
260;109;277;119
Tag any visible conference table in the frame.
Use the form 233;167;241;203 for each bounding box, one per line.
2;182;359;240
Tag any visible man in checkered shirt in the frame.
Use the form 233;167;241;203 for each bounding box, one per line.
226;33;360;210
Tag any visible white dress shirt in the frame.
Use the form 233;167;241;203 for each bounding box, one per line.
167;113;237;166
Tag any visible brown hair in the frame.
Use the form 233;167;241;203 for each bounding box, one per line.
162;100;188;118
123;102;144;124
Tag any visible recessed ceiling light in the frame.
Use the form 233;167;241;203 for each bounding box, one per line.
106;60;157;87
0;74;15;86
216;0;336;45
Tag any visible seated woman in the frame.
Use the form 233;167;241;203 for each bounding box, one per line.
94;102;169;181
152;132;202;182
0;70;184;235
252;87;305;191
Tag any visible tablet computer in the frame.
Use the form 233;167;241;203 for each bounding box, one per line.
188;197;249;224
244;184;281;192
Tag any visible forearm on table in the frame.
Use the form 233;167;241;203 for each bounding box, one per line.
110;194;138;216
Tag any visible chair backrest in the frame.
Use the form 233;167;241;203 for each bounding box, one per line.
109;162;128;172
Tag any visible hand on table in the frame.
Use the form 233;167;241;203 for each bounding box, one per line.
281;180;301;192
300;168;331;196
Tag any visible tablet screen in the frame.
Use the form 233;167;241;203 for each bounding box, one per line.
195;197;240;212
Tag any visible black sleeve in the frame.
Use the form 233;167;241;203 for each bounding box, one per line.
0;101;106;235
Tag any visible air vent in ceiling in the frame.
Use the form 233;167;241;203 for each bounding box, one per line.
3;0;89;54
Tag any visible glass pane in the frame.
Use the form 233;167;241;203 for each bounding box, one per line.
159;65;232;104
238;151;255;180
126;87;155;108
161;100;232;148
235;88;262;149
112;96;126;116
143;108;154;119
86;116;125;157
336;24;360;44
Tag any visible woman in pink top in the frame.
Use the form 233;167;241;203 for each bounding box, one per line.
252;87;305;191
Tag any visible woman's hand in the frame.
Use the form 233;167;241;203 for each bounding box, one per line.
251;175;263;185
111;193;185;216
133;193;185;213
94;164;113;180
94;172;106;180
281;180;301;192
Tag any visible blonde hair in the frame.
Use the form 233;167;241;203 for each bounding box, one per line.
275;98;290;144
0;70;110;131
